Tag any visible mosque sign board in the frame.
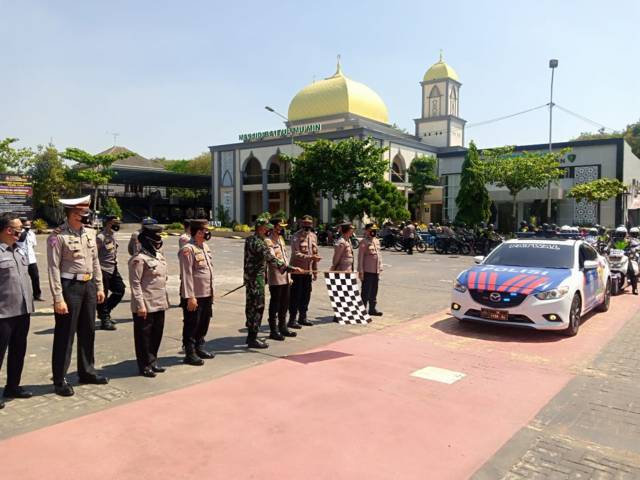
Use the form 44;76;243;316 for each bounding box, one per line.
238;123;321;142
0;174;33;217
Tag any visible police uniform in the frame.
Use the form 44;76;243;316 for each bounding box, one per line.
0;225;34;404
47;196;107;396
178;232;191;250
128;230;141;256
358;225;383;315
244;219;293;348
289;216;319;327
96;219;125;330
129;224;169;377
266;222;297;341
331;236;354;272
402;223;416;255
179;220;215;365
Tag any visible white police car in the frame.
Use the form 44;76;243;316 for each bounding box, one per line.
450;235;611;336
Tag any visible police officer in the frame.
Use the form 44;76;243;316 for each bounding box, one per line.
244;218;300;349
96;215;125;330
265;217;297;341
359;223;383;316
179;219;215;366
129;224;169;377
289;215;321;328
402;221;416;255
178;219;191;250
47;196;108;397
128;217;158;256
17;218;42;301
0;213;34;407
331;223;354;272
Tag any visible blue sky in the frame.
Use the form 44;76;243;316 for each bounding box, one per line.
1;0;638;159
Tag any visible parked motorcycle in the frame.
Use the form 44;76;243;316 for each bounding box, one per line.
607;247;639;295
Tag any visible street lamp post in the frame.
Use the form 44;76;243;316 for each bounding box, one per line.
546;59;558;221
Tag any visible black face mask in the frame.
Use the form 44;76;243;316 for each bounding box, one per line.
370;230;377;237
111;224;120;232
80;214;92;225
303;226;312;232
18;229;28;242
204;230;211;241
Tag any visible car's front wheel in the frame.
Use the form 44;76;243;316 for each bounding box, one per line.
595;278;611;312
563;294;582;337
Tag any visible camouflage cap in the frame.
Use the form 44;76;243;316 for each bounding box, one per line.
255;218;274;229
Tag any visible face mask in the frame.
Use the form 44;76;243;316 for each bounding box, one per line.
111;224;120;232
18;229;28;242
204;230;211;241
151;239;163;250
303;226;312;232
80;214;92;225
370;230;377;237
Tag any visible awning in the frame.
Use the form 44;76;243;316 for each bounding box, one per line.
111;166;210;188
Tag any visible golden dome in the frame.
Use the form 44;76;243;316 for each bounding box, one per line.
423;52;459;82
288;61;389;124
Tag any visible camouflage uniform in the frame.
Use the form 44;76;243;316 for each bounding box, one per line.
243;234;290;334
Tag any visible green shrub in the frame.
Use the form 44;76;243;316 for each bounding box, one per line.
32;218;49;233
166;222;184;230
233;224;251;233
101;197;122;218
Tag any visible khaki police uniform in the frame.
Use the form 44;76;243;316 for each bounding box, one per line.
402;223;416;255
358;236;383;313
178;233;191;250
179;239;214;356
266;235;292;335
289;229;318;324
129;250;169;373
128;230;141;256
96;229;125;325
0;242;33;394
47;222;103;384
331;237;354;272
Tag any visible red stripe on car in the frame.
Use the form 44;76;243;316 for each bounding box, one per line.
487;272;498;290
496;274;527;292
477;272;487;290
468;271;477;289
520;276;551;295
508;275;540;293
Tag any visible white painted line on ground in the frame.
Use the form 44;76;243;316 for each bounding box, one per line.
411;366;466;384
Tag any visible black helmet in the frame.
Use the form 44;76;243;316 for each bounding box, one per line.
488;223;495;230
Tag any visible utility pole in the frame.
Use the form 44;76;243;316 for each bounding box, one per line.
546;59;558;221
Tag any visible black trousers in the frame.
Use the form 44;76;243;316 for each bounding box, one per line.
133;311;165;372
181;296;212;353
52;279;98;383
404;238;414;254
0;314;30;389
28;263;41;299
97;268;125;319
361;273;380;311
289;275;312;320
269;284;290;325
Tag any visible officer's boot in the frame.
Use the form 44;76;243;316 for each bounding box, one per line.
247;330;269;349
298;313;313;326
183;345;204;366
100;312;116;331
195;341;215;360
268;318;284;341
369;302;383;316
288;315;302;330
279;317;297;337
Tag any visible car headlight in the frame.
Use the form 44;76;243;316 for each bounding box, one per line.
535;286;569;301
453;279;467;293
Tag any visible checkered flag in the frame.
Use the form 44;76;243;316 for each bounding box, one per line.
323;272;371;325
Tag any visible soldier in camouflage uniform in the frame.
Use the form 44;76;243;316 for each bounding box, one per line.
244;218;300;349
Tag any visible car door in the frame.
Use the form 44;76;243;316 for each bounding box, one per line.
579;243;601;310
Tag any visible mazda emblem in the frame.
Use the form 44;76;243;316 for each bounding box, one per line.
489;292;502;302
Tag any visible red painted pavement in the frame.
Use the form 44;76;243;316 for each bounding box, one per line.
1;293;638;480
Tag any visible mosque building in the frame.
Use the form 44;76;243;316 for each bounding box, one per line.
210;55;640;228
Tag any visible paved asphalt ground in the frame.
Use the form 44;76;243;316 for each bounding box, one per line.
1;227;639;479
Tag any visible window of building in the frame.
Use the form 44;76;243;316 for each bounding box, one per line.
442;174;460;221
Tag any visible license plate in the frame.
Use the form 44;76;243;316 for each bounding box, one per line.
480;308;509;321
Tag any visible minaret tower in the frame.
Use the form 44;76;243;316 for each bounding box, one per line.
415;51;466;148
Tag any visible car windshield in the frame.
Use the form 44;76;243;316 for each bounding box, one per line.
484;242;574;269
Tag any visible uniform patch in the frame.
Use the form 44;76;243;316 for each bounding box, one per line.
183;248;192;257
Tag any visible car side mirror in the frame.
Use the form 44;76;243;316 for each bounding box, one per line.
583;260;598;270
473;255;485;264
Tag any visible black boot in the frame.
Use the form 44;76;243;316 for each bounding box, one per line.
100;314;116;331
288;315;302;330
268;318;284;341
298;315;313;326
195;343;215;359
368;303;383;316
279;318;297;337
246;330;268;349
183;348;204;366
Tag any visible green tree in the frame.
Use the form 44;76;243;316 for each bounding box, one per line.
479;146;567;231
61;147;133;212
567;178;627;203
285;137;389;218
215;204;232;227
333;180;410;223
455;141;490;226
574;119;640;158
408;154;439;220
101;197;122;218
30;145;77;221
0;137;35;174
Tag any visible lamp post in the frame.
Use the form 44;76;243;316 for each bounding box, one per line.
546;59;559;221
265;105;295;177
